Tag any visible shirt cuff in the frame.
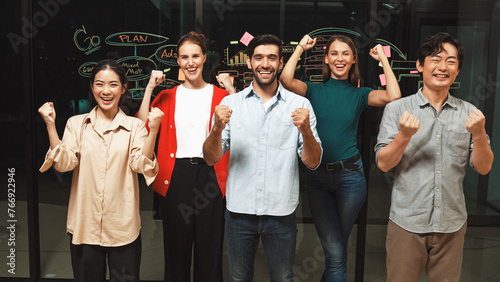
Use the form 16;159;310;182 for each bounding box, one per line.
39;143;62;172
141;153;159;186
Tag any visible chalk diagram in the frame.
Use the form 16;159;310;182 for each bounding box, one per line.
74;26;182;100
74;26;460;101
211;27;460;92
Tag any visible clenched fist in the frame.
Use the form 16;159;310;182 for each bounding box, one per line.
465;109;486;136
369;44;387;62
39;102;56;127
399;111;420;138
147;70;165;90
298;34;316;51
291;108;311;134
214;105;232;131
148;107;164;134
216;73;231;89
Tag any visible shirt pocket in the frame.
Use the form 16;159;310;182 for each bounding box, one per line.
270;114;297;150
446;129;470;163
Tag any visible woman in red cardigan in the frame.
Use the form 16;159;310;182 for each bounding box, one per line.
137;31;235;282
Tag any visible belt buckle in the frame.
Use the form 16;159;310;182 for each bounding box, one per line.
190;158;199;165
325;163;340;171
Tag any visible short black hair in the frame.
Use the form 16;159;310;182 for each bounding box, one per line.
246;34;282;59
416;32;464;70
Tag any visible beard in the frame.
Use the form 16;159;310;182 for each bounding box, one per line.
252;67;277;87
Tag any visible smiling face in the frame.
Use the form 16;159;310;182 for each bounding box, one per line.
324;40;356;80
417;43;460;93
91;68;126;115
177;41;207;84
247;44;283;87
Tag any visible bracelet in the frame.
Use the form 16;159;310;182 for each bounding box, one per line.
297;44;305;51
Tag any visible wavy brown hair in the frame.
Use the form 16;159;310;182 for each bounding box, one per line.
322;35;360;87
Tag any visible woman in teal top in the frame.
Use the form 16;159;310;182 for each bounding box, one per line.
280;34;401;281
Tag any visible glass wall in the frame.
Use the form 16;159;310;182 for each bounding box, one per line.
1;0;499;280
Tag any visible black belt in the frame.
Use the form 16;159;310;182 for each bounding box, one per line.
323;154;361;171
178;157;206;165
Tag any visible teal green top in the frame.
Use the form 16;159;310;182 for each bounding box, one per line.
305;78;372;163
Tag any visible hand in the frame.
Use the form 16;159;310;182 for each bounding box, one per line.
291;108;311;134
146;70;165;90
369;44;386;62
216;72;233;89
465;109;486;136
39;102;56;127
399;111;420;138
214;105;232;131
298;34;316;51
147;107;164;133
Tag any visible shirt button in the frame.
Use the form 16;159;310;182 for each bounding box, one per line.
436;152;440;155
437;188;440;192
437;170;441;174
436;206;440;209
259;172;263;175
164;180;169;185
436;134;440;138
170;153;175;158
170;125;173;130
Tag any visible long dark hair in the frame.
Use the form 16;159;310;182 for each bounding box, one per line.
322;35;360;86
88;59;130;108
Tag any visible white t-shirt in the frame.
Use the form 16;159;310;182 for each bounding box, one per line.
174;84;214;158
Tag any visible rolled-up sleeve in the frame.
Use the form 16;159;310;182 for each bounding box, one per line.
298;100;322;170
129;122;159;186
39;119;79;173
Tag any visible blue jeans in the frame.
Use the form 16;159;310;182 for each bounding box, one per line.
306;157;366;282
225;210;297;282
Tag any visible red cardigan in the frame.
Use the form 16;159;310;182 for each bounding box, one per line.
149;85;229;197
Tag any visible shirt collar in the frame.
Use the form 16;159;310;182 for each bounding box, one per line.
83;106;132;131
416;88;458;110
244;81;287;102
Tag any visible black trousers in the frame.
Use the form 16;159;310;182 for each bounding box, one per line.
70;234;141;282
160;159;225;282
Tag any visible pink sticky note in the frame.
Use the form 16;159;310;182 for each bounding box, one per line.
379;74;387;86
240;32;254;46
410;70;419;74
383;46;391;58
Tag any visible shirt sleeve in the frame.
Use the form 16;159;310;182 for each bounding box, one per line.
374;102;401;162
304;81;316;99
39;118;80;173
219;98;231;156
359;87;372;109
298;99;323;170
128;120;159;185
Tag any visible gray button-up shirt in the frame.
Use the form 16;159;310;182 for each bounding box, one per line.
217;82;322;216
375;88;487;233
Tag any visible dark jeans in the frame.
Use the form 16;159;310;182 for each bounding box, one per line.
225;210;297;282
307;157;366;282
161;159;225;282
70;234;141;282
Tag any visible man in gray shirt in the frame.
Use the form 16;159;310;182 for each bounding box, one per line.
375;32;493;281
